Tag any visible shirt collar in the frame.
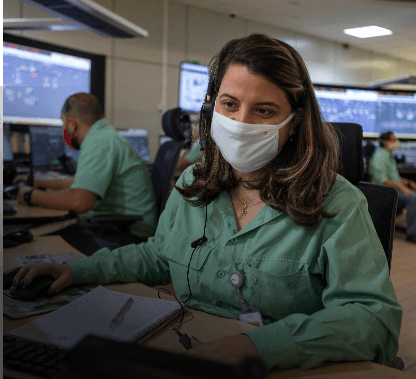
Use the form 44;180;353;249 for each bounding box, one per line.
80;118;108;148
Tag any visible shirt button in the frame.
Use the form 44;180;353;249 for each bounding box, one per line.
232;238;238;243
288;283;296;290
250;277;257;284
217;271;225;278
216;301;223;307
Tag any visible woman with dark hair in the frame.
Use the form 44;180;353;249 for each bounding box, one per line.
12;34;401;371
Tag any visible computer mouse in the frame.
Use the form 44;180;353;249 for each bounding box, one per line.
3;267;23;290
9;275;55;301
3;228;33;248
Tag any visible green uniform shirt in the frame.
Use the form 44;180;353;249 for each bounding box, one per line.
186;145;201;164
68;167;402;370
71;119;157;239
369;147;401;185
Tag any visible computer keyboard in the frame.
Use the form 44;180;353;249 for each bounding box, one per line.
4;201;17;215
3;334;68;379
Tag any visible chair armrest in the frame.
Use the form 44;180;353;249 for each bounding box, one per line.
87;215;143;226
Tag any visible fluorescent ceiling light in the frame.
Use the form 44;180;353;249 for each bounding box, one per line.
343;26;392;38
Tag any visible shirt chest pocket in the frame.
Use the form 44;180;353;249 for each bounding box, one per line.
243;264;312;320
161;236;212;302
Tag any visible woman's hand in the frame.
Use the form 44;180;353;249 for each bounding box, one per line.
400;184;413;196
183;334;260;367
11;263;75;295
17;186;33;205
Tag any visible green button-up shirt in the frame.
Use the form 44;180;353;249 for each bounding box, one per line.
68;167;402;370
71;119;157;238
369;147;401;185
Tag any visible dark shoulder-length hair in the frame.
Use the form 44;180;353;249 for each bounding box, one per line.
175;33;340;228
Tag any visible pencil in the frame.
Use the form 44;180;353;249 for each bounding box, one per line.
109;298;134;329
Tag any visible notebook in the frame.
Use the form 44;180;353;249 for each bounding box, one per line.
7;286;183;349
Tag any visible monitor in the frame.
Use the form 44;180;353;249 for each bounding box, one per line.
396;140;416;164
118;129;150;162
29;125;66;168
178;62;209;113
3;33;105;126
65;144;80;162
3;124;14;162
159;135;173;146
314;84;416;139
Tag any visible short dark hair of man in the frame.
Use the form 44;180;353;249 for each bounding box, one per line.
379;131;395;148
61;93;104;126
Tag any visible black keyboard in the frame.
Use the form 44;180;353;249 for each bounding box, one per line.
3;334;68;379
4;201;17;215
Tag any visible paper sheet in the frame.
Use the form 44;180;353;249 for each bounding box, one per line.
8;286;182;349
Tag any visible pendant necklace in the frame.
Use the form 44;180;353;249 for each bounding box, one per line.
233;188;263;216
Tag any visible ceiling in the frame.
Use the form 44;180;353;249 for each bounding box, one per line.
174;0;416;64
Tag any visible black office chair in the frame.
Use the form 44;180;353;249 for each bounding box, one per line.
87;107;190;227
332;122;404;371
151;107;190;216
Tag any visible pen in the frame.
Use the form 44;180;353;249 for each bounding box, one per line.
109;298;134;330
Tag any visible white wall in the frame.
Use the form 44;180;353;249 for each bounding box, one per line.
5;0;416;161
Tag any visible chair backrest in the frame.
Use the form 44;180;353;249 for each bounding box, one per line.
355;182;398;273
162;107;191;142
331;122;398;274
332;122;364;184
150;107;191;216
150;140;184;216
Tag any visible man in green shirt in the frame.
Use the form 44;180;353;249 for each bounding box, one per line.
369;131;416;243
16;93;157;255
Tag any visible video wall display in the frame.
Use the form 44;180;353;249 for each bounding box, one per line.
314;85;416;139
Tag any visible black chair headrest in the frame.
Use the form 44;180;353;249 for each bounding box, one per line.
162;107;191;142
332;122;364;184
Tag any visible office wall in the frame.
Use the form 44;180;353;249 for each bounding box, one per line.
5;0;416;161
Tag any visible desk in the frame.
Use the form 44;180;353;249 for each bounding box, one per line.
3;237;414;379
3;200;75;226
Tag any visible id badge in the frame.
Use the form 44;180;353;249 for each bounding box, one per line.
238;305;264;327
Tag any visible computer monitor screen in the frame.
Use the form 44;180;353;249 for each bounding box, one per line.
118;129;150;162
314;85;416;139
3;124;14;161
65;144;80;162
396;140;416;164
29;125;66;167
3;33;105;127
178;62;209;113
4;42;91;125
159;135;173;146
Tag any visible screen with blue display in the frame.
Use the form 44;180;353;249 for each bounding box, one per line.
178;62;209;113
117;129;150;162
4;41;91;125
314;85;416;139
29;125;66;167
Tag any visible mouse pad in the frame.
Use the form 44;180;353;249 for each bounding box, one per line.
3;285;91;319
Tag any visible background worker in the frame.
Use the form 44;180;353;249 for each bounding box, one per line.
369;131;416;243
14;93;157;255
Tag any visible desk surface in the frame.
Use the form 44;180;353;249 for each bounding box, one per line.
3;236;414;379
4;200;74;225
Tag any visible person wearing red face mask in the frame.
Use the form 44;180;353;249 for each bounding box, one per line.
14;93;157;255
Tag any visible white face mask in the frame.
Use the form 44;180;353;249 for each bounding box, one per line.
211;109;296;173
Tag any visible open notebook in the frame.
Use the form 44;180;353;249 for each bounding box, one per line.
7;286;183;349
